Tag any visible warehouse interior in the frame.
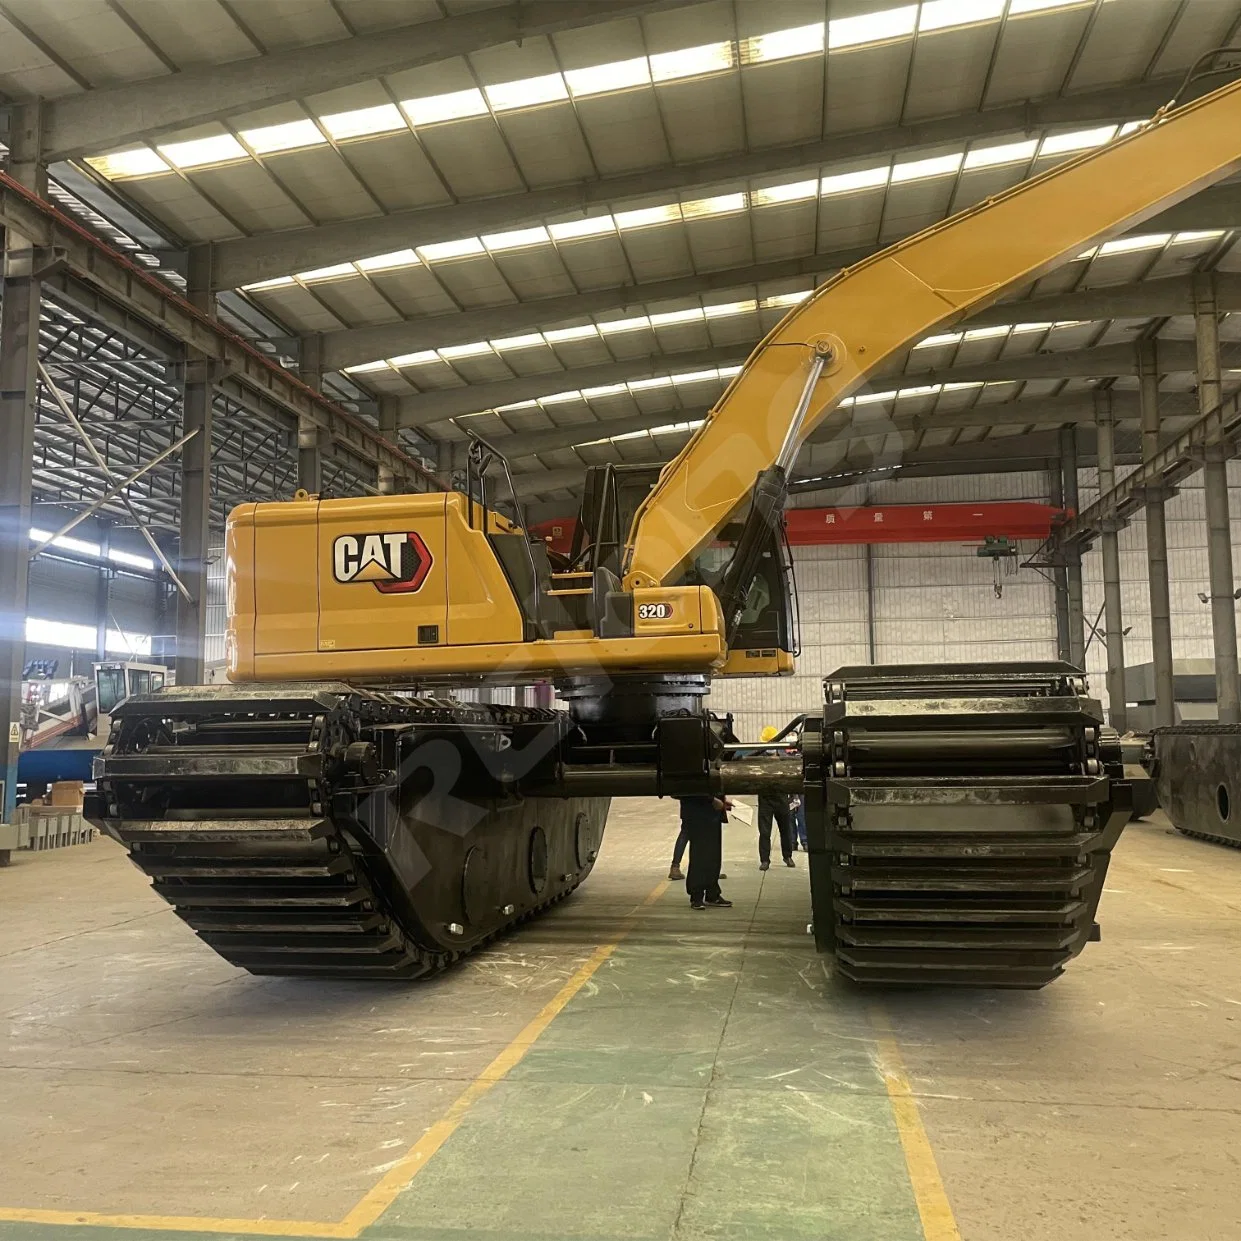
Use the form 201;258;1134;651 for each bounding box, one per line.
2;2;1241;1239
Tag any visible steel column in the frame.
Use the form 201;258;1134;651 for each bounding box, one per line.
1193;273;1240;723
378;397;398;494
1095;390;1127;730
96;524;111;661
1049;466;1071;661
300;332;324;394
1138;339;1175;728
176;249;215;686
297;418;323;494
1060;428;1086;667
0;105;45;821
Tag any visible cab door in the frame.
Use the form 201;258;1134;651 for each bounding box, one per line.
316;494;449;653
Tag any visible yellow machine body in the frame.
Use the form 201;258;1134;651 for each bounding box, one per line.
223;75;1241;688
227;491;726;683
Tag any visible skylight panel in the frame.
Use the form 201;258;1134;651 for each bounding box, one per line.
704;300;757;318
915;332;963;349
158;134;247;169
418;237;486;262
86;148;170;178
343;360;391;374
30;527;100;556
964;138;1038;169
482;226;551;251
548;216;616;241
300;263;357;281
539;389;583;406
761;291;812;309
485;73;569;111
672;369;724;385
891;152;963;183
109;549;155;570
599;316;652;334
1172;230;1226;244
322;104;406;140
719;365;744;377
356;249;420;273
242;275;297;291
1118;120;1145;138
242;119;325;155
492;333;548;351
390;351;441;367
821;166;889;195
545;326;599;343
565;57;651;97
1010;0;1092;14
740;23;826;64
1096;233;1170;256
614;204;682;230
752;179;818;206
829;5;917;49
1039;125;1117;156
649;42;735;82
963;325;1010;340
649;309;705;327
582;384;630;398
682;192;747;218
918;0;1004;33
439;342;493;359
402;89;488;127
627;376;677;391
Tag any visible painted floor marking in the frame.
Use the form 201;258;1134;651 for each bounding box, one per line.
869;1004;963;1241
0;879;672;1238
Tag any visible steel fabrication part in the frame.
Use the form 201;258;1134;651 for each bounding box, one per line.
1150;724;1241;847
803;664;1131;988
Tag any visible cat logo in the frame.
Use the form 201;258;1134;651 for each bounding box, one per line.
332;531;433;594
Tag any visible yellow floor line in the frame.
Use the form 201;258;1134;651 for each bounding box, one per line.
0;878;672;1238
869;1005;963;1241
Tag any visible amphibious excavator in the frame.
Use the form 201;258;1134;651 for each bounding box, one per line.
88;63;1241;988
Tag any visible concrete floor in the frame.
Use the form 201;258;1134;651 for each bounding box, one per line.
0;802;1238;1241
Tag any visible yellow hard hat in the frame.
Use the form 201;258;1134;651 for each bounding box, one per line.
760;725;778;742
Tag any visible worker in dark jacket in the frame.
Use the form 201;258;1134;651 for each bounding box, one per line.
678;795;733;910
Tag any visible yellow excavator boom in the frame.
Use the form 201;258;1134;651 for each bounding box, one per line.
623;75;1241;590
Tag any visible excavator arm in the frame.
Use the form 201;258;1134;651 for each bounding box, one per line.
624;74;1241;591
